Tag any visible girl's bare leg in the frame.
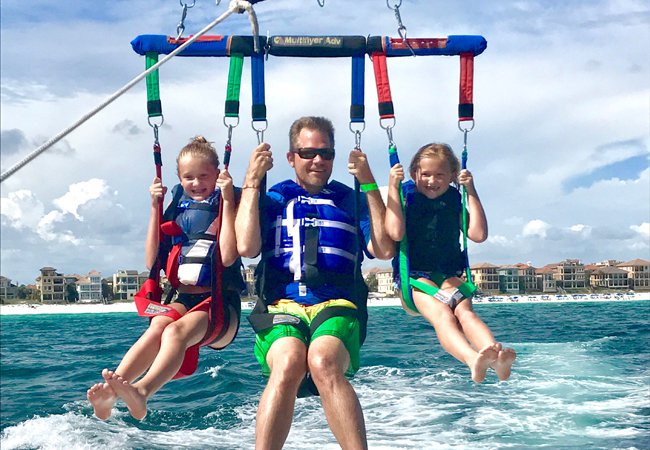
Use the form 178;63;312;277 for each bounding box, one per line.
446;278;516;381
105;310;208;419
88;313;179;419
412;278;497;382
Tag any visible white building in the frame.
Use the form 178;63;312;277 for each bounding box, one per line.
77;270;102;302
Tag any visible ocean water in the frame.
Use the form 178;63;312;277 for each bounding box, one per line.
1;301;649;450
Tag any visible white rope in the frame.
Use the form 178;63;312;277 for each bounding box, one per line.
0;0;258;183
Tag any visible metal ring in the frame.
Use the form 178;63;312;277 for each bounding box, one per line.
223;116;240;128
379;117;396;130
147;115;165;128
458;119;475;132
386;0;402;10
349;121;366;134
180;0;196;7
252;119;268;132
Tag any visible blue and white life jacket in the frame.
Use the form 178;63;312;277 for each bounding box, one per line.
168;185;221;287
263;180;358;280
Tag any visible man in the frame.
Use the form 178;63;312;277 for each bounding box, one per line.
235;116;394;449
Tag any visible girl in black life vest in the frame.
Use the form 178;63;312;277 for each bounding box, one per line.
87;136;239;420
385;142;515;382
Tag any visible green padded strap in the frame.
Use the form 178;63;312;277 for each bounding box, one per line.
225;53;244;118
145;52;162;118
408;274;478;307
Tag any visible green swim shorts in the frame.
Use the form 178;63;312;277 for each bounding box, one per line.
253;299;361;377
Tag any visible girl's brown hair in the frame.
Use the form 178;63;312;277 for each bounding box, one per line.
409;142;460;182
176;136;220;173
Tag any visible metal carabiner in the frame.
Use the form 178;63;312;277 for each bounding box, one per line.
387;0;415;56
176;1;196;40
349;121;366;150
317;0;325;6
252;119;268;144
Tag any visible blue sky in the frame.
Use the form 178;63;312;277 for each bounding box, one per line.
1;0;649;285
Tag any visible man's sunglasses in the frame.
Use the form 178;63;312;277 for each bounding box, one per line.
291;147;336;160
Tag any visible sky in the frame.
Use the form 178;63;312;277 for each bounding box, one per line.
1;0;649;285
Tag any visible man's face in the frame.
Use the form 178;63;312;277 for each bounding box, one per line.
287;128;334;194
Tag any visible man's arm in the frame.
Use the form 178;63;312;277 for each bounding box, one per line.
348;149;395;260
235;143;273;258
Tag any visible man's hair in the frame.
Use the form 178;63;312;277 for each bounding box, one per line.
289;116;335;151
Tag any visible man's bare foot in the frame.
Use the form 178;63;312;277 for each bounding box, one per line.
87;378;117;420
494;347;516;381
470;344;498;382
104;370;148;420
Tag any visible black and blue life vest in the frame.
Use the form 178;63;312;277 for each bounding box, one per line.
392;181;466;278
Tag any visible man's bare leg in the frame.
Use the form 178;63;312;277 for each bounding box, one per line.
256;337;307;450
309;335;367;450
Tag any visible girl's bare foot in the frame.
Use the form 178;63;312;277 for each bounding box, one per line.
104;370;148;420
87;377;117;420
470;344;498;382
494;347;516;381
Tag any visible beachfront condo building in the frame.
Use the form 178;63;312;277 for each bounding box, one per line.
498;266;520;294
0;276;18;302
77;270;102;302
587;265;629;289
37;267;66;303
470;263;500;294
617;259;650;290
112;269;149;300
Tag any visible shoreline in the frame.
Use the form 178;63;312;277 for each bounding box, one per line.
1;293;648;316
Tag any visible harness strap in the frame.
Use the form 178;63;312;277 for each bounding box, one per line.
225;53;244;118
145;52;163;118
458;52;474;122
371;52;395;119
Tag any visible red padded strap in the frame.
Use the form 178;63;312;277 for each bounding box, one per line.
371;52;395;120
459;52;474;121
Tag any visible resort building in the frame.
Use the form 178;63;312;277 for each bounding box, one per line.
375;268;396;295
113;269;149;300
37;267;66;303
242;265;257;297
515;263;538;292
617;259;650;291
586;265;629;290
470;263;500;294
77;270;103;302
551;259;586;290
536;266;558;293
498;266;520;294
0;276;18;302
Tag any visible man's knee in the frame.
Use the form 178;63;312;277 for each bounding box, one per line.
268;342;308;386
308;339;348;384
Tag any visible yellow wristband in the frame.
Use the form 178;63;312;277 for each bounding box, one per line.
360;182;379;192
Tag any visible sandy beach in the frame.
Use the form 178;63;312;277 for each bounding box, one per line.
1;293;647;316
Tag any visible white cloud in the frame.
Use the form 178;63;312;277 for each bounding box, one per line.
522;220;550;238
52;178;108;220
36;210;81;244
0;189;45;229
631;222;650;238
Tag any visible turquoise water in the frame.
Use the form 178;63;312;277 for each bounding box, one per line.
1;301;649;449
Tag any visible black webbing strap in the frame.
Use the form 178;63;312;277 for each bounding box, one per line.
303;220;322;287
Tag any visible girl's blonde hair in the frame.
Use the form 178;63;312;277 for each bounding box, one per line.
176;136;220;173
409;142;460;182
